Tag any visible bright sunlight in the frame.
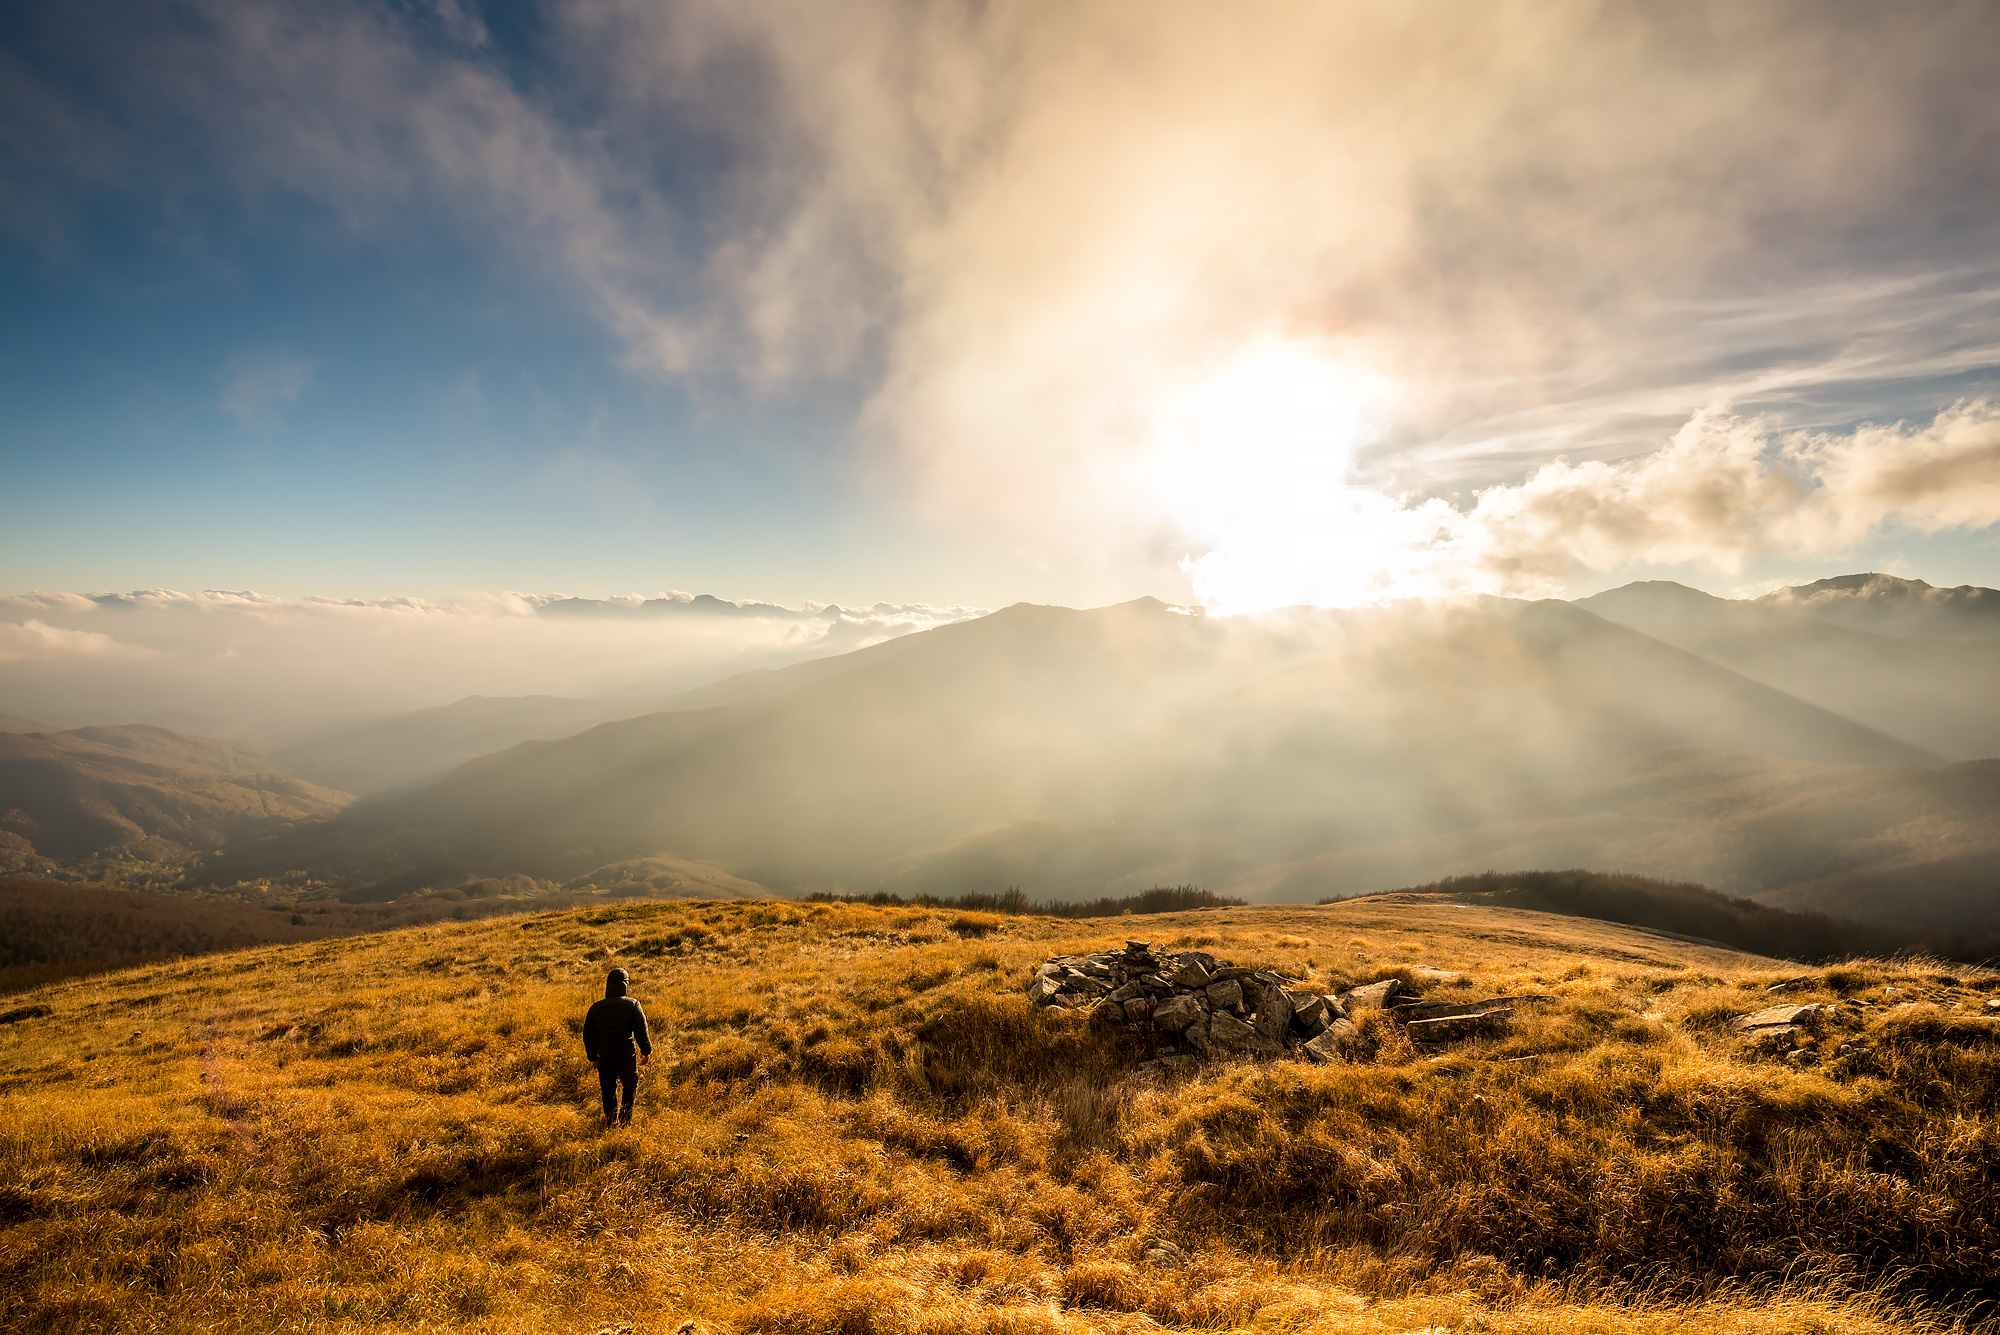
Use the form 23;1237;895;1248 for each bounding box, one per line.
1150;339;1451;614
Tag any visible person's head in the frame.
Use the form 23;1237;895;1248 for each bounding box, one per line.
605;967;629;998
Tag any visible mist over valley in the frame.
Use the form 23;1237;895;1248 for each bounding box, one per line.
7;572;1998;947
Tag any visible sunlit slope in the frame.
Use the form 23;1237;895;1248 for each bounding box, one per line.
242;597;1983;918
0;725;351;873
5;898;1997;1333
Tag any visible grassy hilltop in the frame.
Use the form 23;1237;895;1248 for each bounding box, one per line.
4;898;2000;1333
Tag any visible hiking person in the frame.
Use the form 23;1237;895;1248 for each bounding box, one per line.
582;966;652;1128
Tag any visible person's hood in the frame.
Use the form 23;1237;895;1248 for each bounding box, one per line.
605;968;628;999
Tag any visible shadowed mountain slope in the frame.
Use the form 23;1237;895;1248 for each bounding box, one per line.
0;725;351;876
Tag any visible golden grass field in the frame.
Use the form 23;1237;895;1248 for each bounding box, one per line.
4;896;1999;1334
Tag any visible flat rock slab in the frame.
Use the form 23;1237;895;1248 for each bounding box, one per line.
1733;1004;1833;1031
1341;979;1404;1010
1405;966;1466;985
1301;1019;1361;1063
1407;1008;1511;1043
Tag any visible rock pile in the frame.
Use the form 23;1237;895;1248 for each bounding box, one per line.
1027;939;1359;1066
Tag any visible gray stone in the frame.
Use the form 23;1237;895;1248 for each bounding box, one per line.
1287;991;1328;1031
1245;975;1293;1046
1301;1019;1360;1063
1784;1047;1816;1065
1106;980;1146;1004
1406;966;1465;985
1341;979;1404;1010
1206;1008;1283;1056
1028;976;1064;1004
1204;1010;1257;1051
1206;979;1244;1011
1169;961;1213;989
1141;1240;1189;1269
1732;1004;1827;1032
1985;999;2000;1014
1766;976;1815;993
1745;1024;1801;1047
1406;1008;1511;1044
1121;997;1154;1023
1207;966;1254;982
1152;993;1205;1032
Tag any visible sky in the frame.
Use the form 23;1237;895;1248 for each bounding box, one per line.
5;0;2000;632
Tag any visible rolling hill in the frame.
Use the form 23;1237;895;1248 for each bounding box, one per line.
3;896;1995;1332
0;724;352;880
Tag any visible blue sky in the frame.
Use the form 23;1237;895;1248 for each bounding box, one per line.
5;0;2000;613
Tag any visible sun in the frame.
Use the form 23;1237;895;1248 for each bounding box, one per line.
1150;338;1410;612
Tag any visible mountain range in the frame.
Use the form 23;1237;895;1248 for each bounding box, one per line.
9;572;1999;936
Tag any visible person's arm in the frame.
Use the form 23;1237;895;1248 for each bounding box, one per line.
582;1003;600;1067
633;1001;652;1063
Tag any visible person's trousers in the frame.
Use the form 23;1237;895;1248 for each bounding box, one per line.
598;1054;639;1124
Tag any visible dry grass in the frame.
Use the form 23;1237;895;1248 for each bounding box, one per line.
3;897;1998;1333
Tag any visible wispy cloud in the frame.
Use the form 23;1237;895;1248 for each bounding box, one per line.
218;350;317;428
11;0;2000;604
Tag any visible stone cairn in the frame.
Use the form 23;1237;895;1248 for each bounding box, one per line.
1029;941;1534;1069
1028;939;1353;1069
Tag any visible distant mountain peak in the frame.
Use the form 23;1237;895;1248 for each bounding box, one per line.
1762;572;1932;600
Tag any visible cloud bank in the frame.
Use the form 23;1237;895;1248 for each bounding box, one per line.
0;589;979;743
1178;400;2000;611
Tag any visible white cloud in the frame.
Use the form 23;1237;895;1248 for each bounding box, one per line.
1178;400;2000;612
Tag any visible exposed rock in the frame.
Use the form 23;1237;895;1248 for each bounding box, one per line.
1301;1019;1361;1063
1151;993;1205;1032
1202;1008;1282;1056
1986;999;2000;1014
1341;979;1404;1011
1141;1240;1189;1269
1245;975;1293;1047
1029;946;1414;1066
1766;976;1816;993
1406;966;1465;985
1407;1008;1511;1044
1732;1004;1833;1032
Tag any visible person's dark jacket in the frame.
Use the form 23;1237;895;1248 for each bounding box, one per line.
583;969;652;1063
